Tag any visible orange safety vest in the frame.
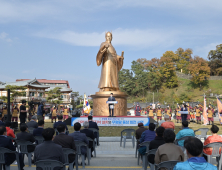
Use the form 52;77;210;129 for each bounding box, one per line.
208;109;213;118
196;109;201;117
157;109;162;117
12;109;18;117
167;109;171;116
63;109;68;115
52;109;57;117
176;109;181;116
2;109;7;117
149;110;153;117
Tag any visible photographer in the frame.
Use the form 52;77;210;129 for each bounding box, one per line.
37;101;45;121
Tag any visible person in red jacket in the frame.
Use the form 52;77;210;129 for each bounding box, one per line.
5;122;16;139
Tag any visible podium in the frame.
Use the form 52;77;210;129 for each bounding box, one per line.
106;101;118;117
178;111;189;114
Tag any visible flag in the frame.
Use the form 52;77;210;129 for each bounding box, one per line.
217;98;222;124
203;97;208;125
83;93;91;114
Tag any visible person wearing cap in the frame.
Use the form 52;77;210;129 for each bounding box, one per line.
207;104;214;125
12;104;19;122
136;122;148;140
26;115;38;128
107;93;116;117
165;105;172;120
175;104;181;123
19;100;27;124
156;105;163;122
161;115;175;130
176;120;195;147
194;104;203;124
181;103;188;123
174;137;217;170
134;103;141;116
37;101;45;121
147;104;154;119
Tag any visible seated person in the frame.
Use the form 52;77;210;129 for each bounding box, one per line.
33;120;44;136
34;128;65;167
53;124;76;163
138;123;156;155
0;126;24;170
16;124;36;153
53;115;68;134
26;115;38;128
5;122;16;139
69;122;89;156
176;120;195;147
148;126;165;164
80;121;95;156
174;137;217;170
155;129;184;164
136;123;148;140
88;116;99;145
203;125;222;160
161;115;175;130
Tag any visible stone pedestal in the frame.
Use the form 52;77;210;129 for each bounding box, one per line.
91;91;128;116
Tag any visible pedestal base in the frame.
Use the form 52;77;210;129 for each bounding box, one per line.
91;91;128;116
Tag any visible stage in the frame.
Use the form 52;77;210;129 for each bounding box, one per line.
70;116;151;127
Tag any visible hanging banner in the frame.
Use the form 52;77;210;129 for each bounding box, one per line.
217;98;222;124
71;117;150;126
203;97;208;125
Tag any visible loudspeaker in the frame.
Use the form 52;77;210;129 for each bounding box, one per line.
11;122;18;130
64;118;71;126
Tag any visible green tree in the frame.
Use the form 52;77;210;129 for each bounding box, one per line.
160;51;178;88
208;44;222;75
119;69;135;96
46;87;63;105
175;48;192;73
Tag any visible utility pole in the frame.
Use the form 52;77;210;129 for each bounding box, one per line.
7;89;11;122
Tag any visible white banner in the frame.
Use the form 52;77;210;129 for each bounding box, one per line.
71;117;150;126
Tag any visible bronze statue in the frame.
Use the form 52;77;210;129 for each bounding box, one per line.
96;32;124;91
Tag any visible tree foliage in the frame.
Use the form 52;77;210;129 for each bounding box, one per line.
175;48;192;73
208;44;222;75
46;87;63;104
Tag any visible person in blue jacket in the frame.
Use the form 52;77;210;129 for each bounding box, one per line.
174;137;217;170
176;121;195;147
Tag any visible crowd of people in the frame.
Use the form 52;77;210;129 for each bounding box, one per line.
136;121;221;169
0;113;99;170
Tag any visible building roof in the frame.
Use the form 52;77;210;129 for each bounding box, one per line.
45;85;72;93
16;79;70;88
0;79;50;90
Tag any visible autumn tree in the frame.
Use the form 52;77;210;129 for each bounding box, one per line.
208;44;222;75
160;51;178;88
175;48;192;73
188;56;210;89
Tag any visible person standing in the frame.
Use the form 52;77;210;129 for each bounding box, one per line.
19;100;27;124
107;93;116;117
156;105;163;122
134;103;141;116
186;103;192;123
63;106;69;120
148;104;154;119
195;105;203;124
207;104;214;125
181;103;188;123
37;102;45;121
2;105;7;122
165;105;172;120
176;104;181;123
12;105;19;122
51;106;57;123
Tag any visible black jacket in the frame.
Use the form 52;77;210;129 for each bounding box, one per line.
16;131;36;152
148;136;165;164
107;96;116;106
80;129;95;149
88;121;99;138
33;127;44;136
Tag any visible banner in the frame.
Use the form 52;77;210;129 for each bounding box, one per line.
71;117;150;126
203;97;208;125
217;98;222;124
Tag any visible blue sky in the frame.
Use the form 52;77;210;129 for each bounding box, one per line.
0;0;222;96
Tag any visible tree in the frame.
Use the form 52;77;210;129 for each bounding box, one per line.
160;51;178;88
208;44;222;75
46;87;63;105
0;85;27;103
175;48;192;73
188;56;210;89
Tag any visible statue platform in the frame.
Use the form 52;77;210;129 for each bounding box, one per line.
91;91;128;116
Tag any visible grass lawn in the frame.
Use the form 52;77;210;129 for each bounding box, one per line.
41;120;222;137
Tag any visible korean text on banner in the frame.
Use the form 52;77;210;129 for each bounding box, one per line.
217;98;222;124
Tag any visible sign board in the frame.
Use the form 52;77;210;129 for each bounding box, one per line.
71;117;150;126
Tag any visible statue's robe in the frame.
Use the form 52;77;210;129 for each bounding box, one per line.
96;42;123;90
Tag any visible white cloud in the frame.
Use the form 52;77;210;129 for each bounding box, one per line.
34;28;178;48
0;32;12;42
